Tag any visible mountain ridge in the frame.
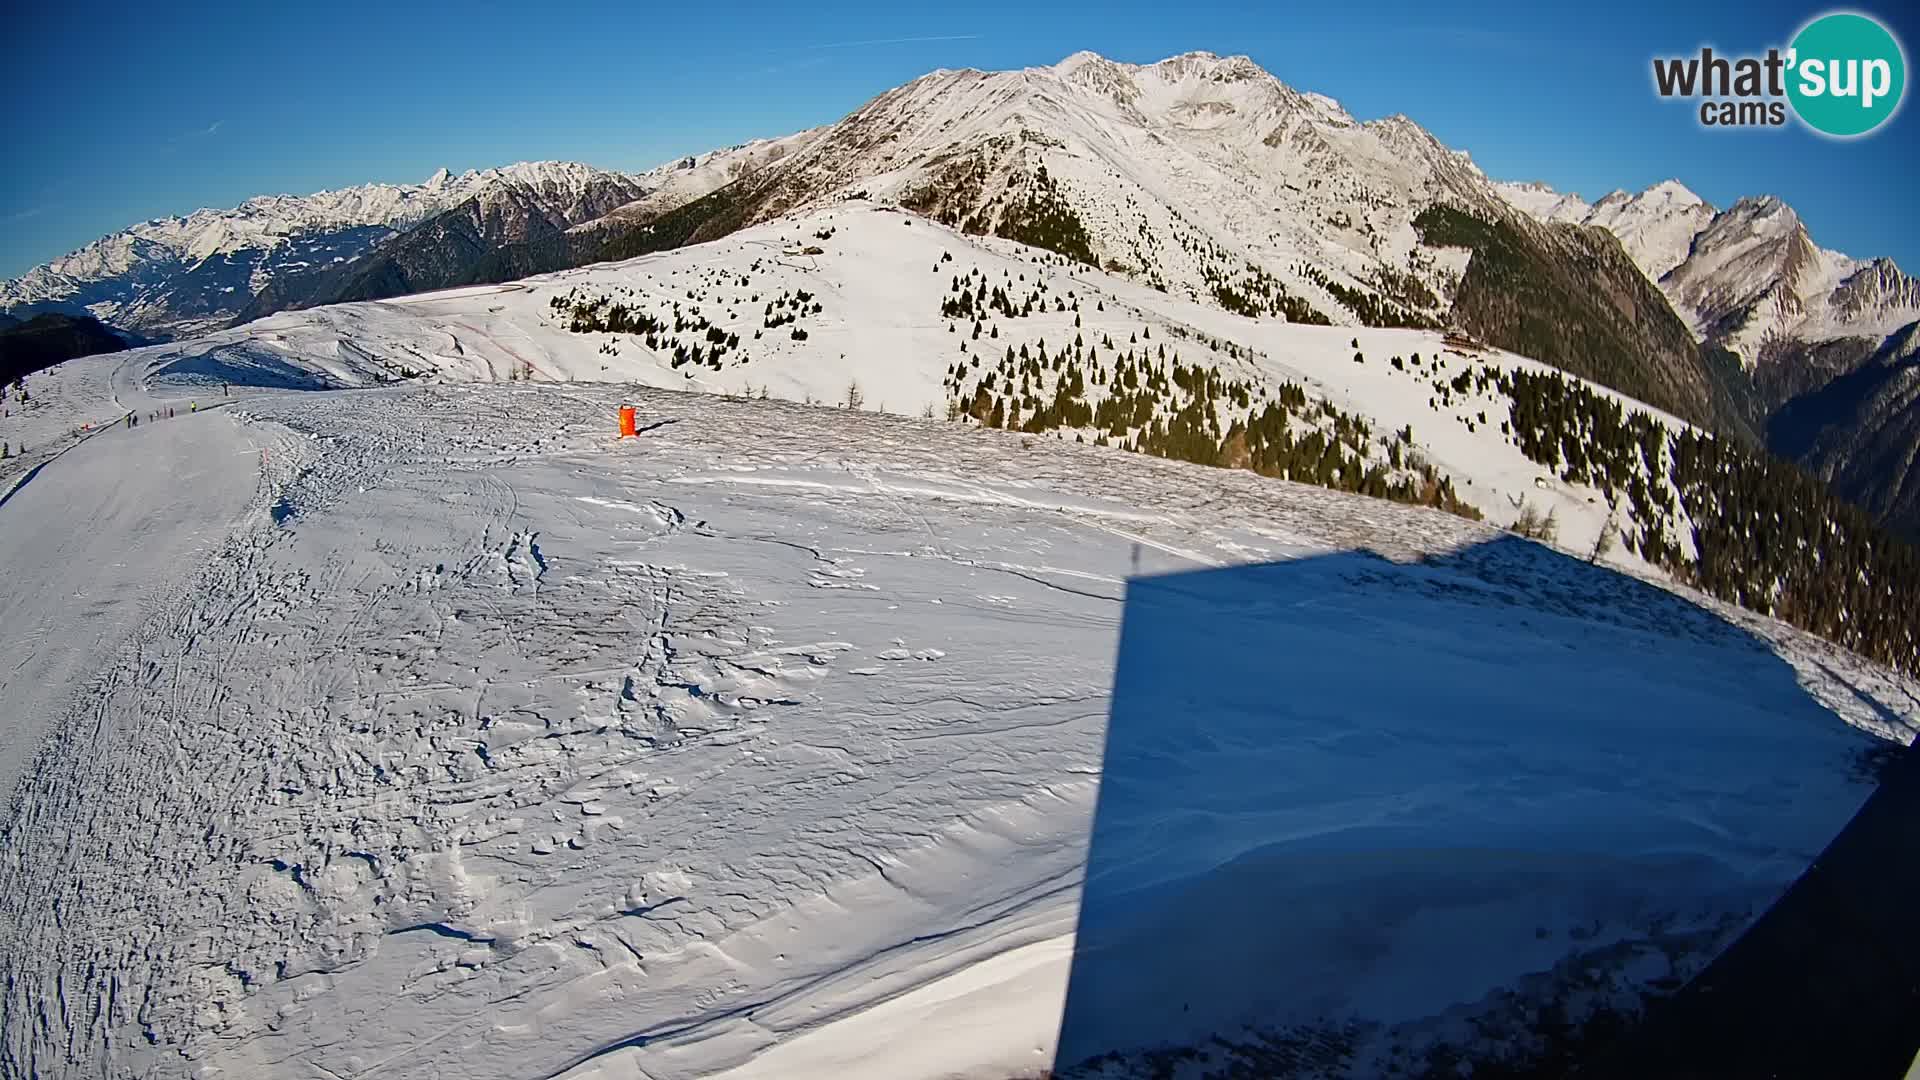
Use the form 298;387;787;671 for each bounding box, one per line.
16;55;1912;365
1493;178;1920;363
0;161;648;339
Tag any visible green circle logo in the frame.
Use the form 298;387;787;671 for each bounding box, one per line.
1787;12;1906;137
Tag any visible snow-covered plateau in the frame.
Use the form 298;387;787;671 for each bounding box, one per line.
1;204;1916;1080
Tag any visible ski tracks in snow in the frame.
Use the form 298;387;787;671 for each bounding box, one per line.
1;386;1129;1078
1;382;1914;1079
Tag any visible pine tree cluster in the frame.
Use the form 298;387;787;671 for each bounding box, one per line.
548;274;823;375
1501;367;1920;675
992;165;1098;268
935;266;1480;522
1295;264;1438;329
1206;260;1332;325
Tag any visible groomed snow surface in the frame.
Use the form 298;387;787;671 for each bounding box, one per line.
3;239;1918;1078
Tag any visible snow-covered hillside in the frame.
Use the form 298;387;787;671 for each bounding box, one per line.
2;47;1917;1073
95;203;1710;574
1;338;1913;1078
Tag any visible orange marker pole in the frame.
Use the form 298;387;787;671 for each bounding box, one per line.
618;404;637;438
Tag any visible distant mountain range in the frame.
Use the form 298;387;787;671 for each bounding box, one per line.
4;50;1916;535
0;162;650;340
0;147;818;344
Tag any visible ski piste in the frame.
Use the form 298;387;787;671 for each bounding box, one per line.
1;324;1912;1077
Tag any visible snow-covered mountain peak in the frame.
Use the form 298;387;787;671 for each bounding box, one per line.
1365;114;1471;166
1721;194;1799;233
1043;49;1286;106
478;159;610;184
1490;180;1592;223
1661;194;1849;357
1644;178;1705;207
8;49;1520;346
714;48;1541;334
1295;91;1360;129
1048;50;1142;101
1592;180;1702;212
1145;49;1229;74
1495;175;1916;362
1579;182;1719;283
20;46;1908;385
1051;49;1114;75
1048;49;1271;78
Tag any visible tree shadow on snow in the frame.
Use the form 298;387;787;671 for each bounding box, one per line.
1050;534;1917;1079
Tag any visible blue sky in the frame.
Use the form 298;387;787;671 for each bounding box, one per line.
3;0;1916;278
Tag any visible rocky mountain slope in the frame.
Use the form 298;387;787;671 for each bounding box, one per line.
585;130;824;232
1496;179;1920;536
232;165;648;318
1495;180;1920;365
1768;323;1920;539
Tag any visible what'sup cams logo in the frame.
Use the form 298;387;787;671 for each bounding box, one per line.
1652;11;1906;136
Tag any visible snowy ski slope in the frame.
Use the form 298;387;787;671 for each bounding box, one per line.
0;349;1913;1077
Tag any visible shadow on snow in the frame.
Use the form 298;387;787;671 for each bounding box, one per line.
1051;534;1914;1078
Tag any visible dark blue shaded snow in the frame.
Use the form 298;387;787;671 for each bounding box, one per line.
1053;536;1883;1075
